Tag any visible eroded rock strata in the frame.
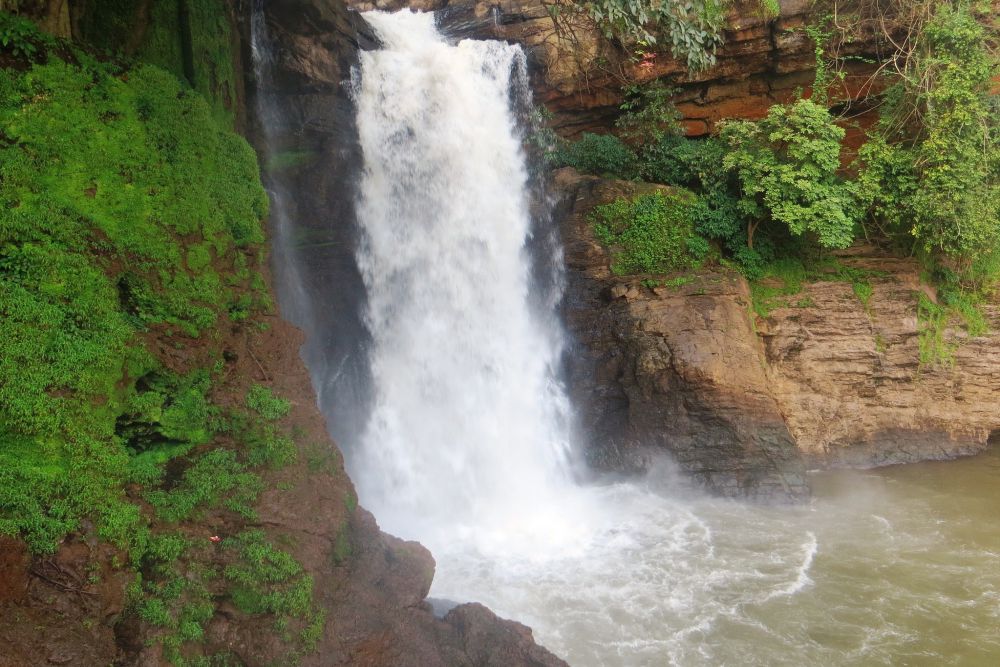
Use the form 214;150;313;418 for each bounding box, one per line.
759;249;1000;468
556;170;810;500
556;169;1000;494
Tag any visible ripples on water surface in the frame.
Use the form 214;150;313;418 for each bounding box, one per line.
430;449;1000;666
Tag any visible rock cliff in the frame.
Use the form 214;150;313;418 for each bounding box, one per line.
556;170;809;500
556;169;1000;494
759;249;1000;468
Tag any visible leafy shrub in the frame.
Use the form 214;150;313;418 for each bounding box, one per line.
616;81;682;144
592;190;708;274
641;134;727;187
721;99;859;251
856;4;998;279
145;449;262;523
582;0;728;71
553;133;638;179
223;529;324;641
246;385;291;421
0;12;53;59
246;426;297;469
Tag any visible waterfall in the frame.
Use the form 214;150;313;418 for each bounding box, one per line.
249;0;315;345
351;10;585;555
252;9;1000;666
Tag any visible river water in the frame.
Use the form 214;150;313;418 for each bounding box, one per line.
349;10;1000;666
431;449;1000;666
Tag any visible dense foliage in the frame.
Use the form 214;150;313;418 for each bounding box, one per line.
720;99;858;251
592;190;710;274
550;0;782;72
554;1;996;362
0;46;264;552
553;132;638;178
856;4;999;278
581;0;728;71
0;10;336;658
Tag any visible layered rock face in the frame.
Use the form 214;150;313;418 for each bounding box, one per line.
557;170;810;500
759;249;1000;468
556;169;1000;492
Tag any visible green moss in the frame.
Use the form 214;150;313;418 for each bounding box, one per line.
852;281;874;310
331;526;351;566
749;258;885;319
223;529;326;658
917;292;955;366
748;258;806;318
137;0;239;127
146;449;263;523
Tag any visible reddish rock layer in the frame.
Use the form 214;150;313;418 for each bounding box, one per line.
347;0;884;139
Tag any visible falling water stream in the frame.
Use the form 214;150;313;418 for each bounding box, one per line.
339;10;1000;665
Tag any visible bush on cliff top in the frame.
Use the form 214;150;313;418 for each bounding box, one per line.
592;190;710;275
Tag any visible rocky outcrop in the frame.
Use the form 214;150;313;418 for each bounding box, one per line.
759;249;1000;468
556;169;1000;486
247;0;377;443
557;169;810;500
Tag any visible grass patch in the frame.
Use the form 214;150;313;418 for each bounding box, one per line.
246;385;291;421
749;258;885;318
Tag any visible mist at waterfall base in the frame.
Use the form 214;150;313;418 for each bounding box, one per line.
344;10;1000;665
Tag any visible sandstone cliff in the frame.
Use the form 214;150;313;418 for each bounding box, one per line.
759;249;1000;468
556;168;1000;496
556;170;810;500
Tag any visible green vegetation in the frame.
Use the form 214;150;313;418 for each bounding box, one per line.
78;0;239;126
553;132;638;178
552;1;996;364
856;3;999;282
552;0;783;72
573;0;728;71
592;190;710;275
247;384;292;421
0;22;267;551
616;80;682;144
132;527;325;665
0;13;327;664
721;99;858;251
0;11;53;58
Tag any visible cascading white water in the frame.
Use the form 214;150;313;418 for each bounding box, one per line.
347;10;1000;667
353;10;588;554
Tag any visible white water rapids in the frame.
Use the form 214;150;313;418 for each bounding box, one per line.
348;10;1000;665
